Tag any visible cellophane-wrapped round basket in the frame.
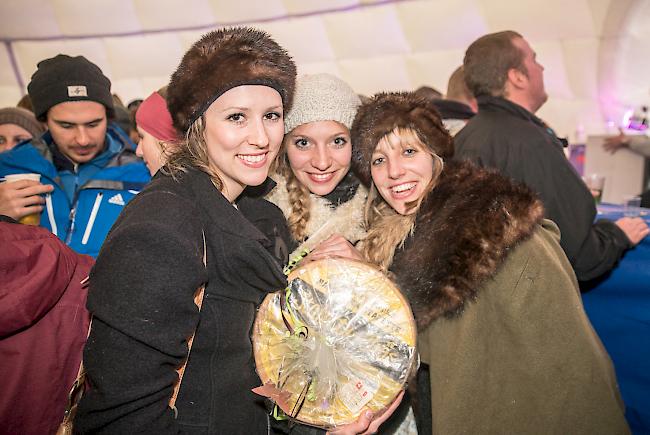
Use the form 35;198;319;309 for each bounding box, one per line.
253;258;417;429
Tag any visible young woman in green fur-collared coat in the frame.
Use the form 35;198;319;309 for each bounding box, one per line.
349;91;630;435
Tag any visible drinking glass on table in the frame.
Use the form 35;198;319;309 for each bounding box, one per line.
583;174;605;204
624;195;642;217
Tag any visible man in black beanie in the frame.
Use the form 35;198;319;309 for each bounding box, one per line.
0;54;150;257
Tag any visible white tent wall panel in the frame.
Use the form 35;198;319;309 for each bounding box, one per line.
250;17;337;64
0;46;19;87
600;35;650;125
51;0;141;36
1;0;60;39
560;38;600;101
282;0;359;16
0;86;23;107
133;0;216;30
103;34;184;80
338;55;412;95
0;38;22;104
477;0;597;40
112;75;171;105
607;4;650;114
597;0;650;128
533;41;574;100
294;61;342;79
176;29;211;51
322;5;411;59
405;50;467;92
12;38;112;86
207;0;287;23
397;0;489;52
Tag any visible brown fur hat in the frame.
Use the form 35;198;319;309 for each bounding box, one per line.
167;27;297;133
351;91;454;186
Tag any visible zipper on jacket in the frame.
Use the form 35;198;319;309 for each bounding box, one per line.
65;167;82;244
81;192;103;245
45;193;58;236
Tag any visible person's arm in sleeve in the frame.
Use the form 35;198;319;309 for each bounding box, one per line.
604;130;650;157
74;193;207;434
628;135;650;157
571;219;632;282
512;138;637;282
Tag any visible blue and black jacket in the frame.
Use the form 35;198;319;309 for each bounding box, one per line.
0;125;150;257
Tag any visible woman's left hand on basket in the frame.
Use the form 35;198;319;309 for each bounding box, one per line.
306;234;365;262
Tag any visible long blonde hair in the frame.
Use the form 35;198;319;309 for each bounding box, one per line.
360;127;444;270
162;115;225;191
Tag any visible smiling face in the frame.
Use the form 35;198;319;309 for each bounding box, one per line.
46;101;107;164
203;85;284;202
370;130;434;215
285;120;352;196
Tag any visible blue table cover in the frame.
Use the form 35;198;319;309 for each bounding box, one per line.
583;204;650;435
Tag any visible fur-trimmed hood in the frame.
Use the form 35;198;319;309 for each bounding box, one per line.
390;160;544;329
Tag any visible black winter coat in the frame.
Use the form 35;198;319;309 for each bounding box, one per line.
75;169;290;434
454;95;630;282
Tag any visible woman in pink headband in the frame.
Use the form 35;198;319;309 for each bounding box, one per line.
135;87;179;175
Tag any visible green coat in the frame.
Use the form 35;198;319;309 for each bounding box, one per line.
387;162;629;435
418;221;628;434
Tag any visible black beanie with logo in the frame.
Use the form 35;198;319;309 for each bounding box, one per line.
27;54;114;121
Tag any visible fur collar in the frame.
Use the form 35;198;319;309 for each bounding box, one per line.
266;174;368;246
390;161;544;329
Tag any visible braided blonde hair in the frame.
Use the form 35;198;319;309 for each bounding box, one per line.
275;140;312;242
359;128;444;270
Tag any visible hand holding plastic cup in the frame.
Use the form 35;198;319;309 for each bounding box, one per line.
3;173;44;225
583;174;605;204
624;195;642;217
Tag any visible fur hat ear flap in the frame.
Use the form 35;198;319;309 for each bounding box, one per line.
167;27;296;134
350;91;453;186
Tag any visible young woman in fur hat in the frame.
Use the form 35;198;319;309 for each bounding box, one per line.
75;28;395;435
347;92;630;435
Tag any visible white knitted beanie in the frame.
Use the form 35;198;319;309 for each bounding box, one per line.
284;73;361;134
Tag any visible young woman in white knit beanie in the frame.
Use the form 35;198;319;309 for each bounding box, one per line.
267;73;368;260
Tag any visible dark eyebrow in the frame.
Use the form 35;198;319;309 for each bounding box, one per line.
221;105;283;112
52;117;104;127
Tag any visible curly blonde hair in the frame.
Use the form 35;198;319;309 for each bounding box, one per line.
359;128;444;270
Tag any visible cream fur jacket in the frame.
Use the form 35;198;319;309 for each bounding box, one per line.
266;174;368;250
